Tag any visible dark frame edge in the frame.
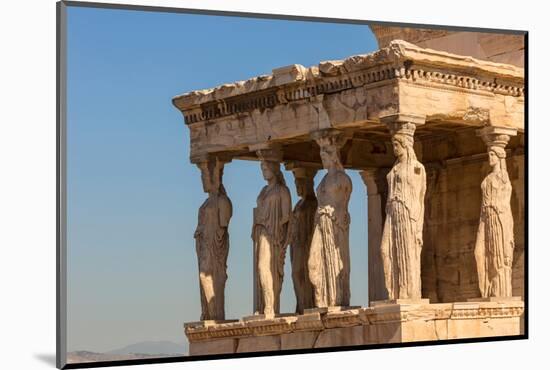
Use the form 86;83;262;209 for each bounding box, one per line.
57;1;68;369
523;32;529;338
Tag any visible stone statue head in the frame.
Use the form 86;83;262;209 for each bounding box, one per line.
261;160;285;185
295;176;315;198
477;128;513;184
488;146;506;166
198;157;225;195
288;166;317;199
316;135;346;170
256;146;285;185
295;177;306;197
488;145;509;183
488;149;499;168
391;133;417;163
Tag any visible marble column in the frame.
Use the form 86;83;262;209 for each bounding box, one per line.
474;126;518;299
308;129;353;307
251;145;292;316
379;114;427;301
193;155;233;320
285;162;318;314
359;168;389;304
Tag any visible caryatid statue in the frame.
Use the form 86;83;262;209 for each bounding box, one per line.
308;130;352;308
474;126;517;298
252;147;292;316
287;164;318;314
194;156;233;320
380;122;426;300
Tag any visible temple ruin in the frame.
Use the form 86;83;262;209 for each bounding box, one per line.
172;26;525;355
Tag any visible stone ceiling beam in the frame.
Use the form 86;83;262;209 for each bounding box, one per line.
173;40;524;163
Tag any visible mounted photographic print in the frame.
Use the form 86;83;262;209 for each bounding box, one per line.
57;1;527;368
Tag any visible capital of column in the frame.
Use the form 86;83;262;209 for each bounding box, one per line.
310;128;351;148
284;161;320;179
380;113;426;128
250;143;284;162
476;126;518;150
193;154;232;196
191;153;233;166
310;129;351;171
380;114;425;148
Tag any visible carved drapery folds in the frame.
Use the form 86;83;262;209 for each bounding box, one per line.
308;130;353;307
380;115;427;300
252;145;292;316
194;155;233;320
286;163;318;314
474;126;517;298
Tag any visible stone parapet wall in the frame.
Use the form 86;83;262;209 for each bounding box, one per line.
185;300;524;356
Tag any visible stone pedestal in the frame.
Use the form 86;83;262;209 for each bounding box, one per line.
467;297;522;303
371;299;430;306
185;301;524;356
303;305;361;314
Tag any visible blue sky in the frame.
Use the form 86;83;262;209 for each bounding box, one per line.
66;5;378;353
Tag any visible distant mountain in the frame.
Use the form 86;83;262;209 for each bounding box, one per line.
107;340;187;356
67;341;188;364
66;351;175;364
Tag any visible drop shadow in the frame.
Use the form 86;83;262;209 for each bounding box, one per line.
34;353;57;367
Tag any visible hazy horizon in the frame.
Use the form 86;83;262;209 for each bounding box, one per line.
66;5;378;353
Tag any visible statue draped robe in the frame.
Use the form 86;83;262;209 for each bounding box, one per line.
474;172;515;297
308;171;352;307
380;160;426;300
194;193;232;320
252;182;291;314
289;196;317;313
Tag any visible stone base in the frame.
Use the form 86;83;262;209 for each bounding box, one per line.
303;306;361;314
467;296;522;303
185;300;524;356
241;313;296;321
183;319;238;329
371;299;430;306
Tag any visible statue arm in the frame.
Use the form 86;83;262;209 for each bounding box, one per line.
218;196;232;228
281;188;292;247
281;187;292;225
345;172;353;194
194;213;201;238
380;216;393;298
194;201;205;239
474;215;487;296
251;206;258;240
407;164;426;239
503;209;515;266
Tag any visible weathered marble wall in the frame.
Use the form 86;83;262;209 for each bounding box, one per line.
370;26;525;67
421;152;524;302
